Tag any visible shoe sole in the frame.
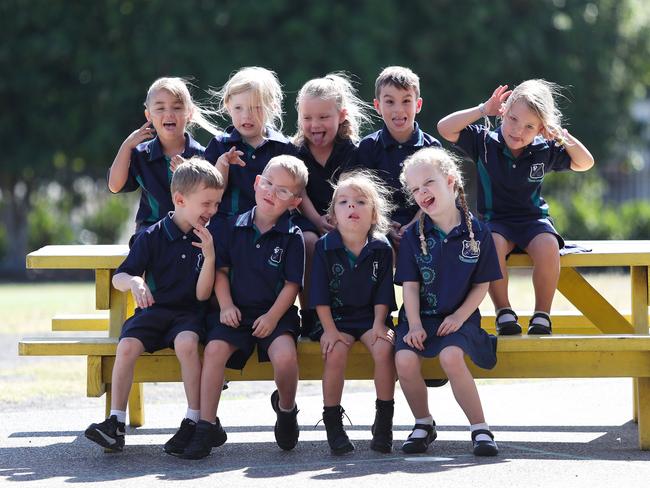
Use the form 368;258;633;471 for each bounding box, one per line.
474;445;499;456
527;325;552;335
331;443;355;455
497;323;522;335
84;429;124;452
370;441;392;453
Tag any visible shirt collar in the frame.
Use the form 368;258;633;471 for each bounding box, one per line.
323;229;388;253
234;207;293;234
420;210;473;239
379;122;425;149
161;212;185;241
222;126;289;145
147;133;200;162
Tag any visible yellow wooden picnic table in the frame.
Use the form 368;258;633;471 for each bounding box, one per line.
26;240;650;338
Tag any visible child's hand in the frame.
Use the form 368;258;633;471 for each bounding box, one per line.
129;277;155;309
482;85;512;117
388;221;403;244
317;214;336;235
437;313;463;336
320;329;351;358
124;121;156;149
542;126;568;145
371;323;395;346
192;225;214;261
220;305;241;327
403;325;427;351
216;146;246;169
252;313;278;338
169;155;186;172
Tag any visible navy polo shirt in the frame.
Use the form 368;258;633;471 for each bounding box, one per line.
116;213;208;309
204;126;294;218
295;139;357;216
113;133;205;229
310;230;396;329
455;125;572;222
395;214;501;317
214;207;305;311
355;122;441;225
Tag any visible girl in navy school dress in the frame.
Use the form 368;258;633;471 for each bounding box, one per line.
437;80;594;335
395;147;502;456
293;73;373;339
309;170;396;454
108;77;221;239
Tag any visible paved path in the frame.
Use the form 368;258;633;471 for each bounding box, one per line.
1;378;650;487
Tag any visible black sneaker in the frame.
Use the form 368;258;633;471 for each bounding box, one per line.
84;415;125;452
180;419;227;460
401;422;437;454
163;418;196;456
270;390;299;450
472;429;499;456
424;379;449;388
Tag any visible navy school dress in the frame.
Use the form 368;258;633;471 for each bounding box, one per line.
355;122;441;226
116;213;208;353
309;230;396;337
204;126;295;222
394;213;502;369
206;208;305;369
110;133;205;237
291;138;358;234
455;125;572;250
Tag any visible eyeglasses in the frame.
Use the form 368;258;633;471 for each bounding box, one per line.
257;175;296;201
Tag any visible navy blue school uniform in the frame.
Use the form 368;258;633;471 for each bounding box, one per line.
455;125;572;249
355;123;441;226
204;126;294;221
206;208;305;369
394;213;502;369
309;230;396;336
116;213;208;353
111;133;205;235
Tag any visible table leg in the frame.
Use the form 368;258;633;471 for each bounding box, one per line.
128;383;144;427
631;266;649;423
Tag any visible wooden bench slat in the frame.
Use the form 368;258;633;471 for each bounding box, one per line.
52;313;109;331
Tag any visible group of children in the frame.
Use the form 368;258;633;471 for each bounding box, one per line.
84;66;594;459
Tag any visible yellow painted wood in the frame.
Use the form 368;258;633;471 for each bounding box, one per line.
637;377;650;449
95;269;111;310
557;267;633;333
105;388;111;419
26;245;129;269
507;240;650;267
86;356;105;397
128;383;144;427
109;283;128;339
52;313;109;331
631;266;649;422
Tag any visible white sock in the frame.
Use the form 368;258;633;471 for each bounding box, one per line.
185;408;200;423
410;416;434;439
531;311;551;328
471;422;493;443
110;410;126;424
496;308;517;324
279;403;296;413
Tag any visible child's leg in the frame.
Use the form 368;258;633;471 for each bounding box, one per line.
488;232;516;310
199;340;237;422
110;337;145;411
360;331;396;401
173;331;201;411
322;334;354;406
438;346;484;424
395;350;429;418
267;334;299;409
525;232;560;313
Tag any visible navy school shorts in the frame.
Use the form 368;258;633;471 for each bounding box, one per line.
487;217;564;252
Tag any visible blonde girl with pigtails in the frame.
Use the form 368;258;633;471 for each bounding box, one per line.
394;147;502;457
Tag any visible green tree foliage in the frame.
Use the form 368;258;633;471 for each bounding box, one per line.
1;0;649;270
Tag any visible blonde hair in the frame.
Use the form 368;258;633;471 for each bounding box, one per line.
502;79;565;141
171;156;224;195
400;147;477;255
144;77;221;136
211;67;284;131
327;169;394;238
263;155;309;194
375;66;421;99
294;72;373;145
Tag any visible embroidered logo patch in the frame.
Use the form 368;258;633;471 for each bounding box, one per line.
268;246;283;267
195;253;204;272
460;240;481;263
529;163;545;180
372;261;379;281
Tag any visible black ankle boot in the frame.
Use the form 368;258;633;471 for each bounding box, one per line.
322;405;354;455
370;399;394;453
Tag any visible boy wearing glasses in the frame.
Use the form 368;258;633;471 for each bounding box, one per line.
182;155;308;459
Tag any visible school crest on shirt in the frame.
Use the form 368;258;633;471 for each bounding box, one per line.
371;261;379;282
195;253;204;272
529;163;545;181
459;240;481;263
268;246;283;267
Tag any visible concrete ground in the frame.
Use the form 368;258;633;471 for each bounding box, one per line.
1;377;649;487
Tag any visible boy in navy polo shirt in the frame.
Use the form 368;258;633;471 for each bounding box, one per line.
356;66;441;249
181;155;308;459
437;80;594;335
85;157;224;454
108;77;220;239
